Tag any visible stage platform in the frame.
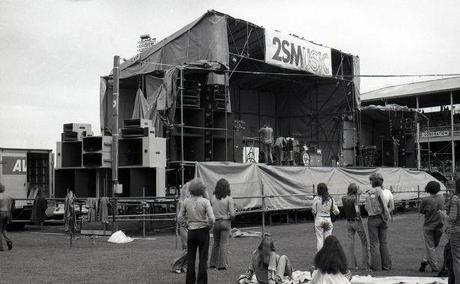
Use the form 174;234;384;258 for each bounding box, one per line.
195;162;445;211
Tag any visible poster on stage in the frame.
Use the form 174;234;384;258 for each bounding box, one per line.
264;29;332;77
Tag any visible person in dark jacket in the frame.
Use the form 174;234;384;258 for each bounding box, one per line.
419;181;444;272
0;183;13;251
31;189;48;226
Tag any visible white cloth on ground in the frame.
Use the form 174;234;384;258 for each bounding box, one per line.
108;230;133;244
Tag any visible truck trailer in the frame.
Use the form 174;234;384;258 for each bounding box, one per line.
0;147;53;225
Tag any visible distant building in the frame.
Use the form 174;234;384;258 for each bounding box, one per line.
361;76;460;180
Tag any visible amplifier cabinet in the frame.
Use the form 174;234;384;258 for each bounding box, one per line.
63;123;92;133
82;136;112;168
119;137;166;168
56;141;82;168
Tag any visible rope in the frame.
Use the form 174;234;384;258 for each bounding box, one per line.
136;60;460;79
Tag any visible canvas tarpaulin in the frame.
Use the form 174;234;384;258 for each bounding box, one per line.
118;11;229;79
100;67;179;134
195;162;445;211
132;88;149;119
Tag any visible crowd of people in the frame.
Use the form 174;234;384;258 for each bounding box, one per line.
1;174;460;284
173;173;460;284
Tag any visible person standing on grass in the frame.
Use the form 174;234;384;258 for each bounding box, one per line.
342;183;369;270
381;186;395;221
365;173;391;271
178;178;215;284
419;181;445;273
0;183;13;251
446;177;460;284
311;235;352;284
209;178;235;270
312;183;340;251
172;182;192;274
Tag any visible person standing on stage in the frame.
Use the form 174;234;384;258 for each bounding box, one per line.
342;183;368;270
178;178;215;284
312;183;340;251
365;173;391;271
274;136;287;166
419;181;445;273
259;122;274;165
0;183;13;251
209;178;235;270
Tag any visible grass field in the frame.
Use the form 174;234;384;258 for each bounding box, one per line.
0;212;446;283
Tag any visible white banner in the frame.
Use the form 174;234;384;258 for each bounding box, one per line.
264;29;332;77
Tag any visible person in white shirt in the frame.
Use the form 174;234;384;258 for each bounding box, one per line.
312;183;340;251
381;187;395;214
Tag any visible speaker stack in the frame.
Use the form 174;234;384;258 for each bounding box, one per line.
203;81;229;161
119;119;166;168
178;79;201;109
82;136;112;168
57;123;93;168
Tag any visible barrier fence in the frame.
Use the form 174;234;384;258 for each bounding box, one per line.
13;184;453;248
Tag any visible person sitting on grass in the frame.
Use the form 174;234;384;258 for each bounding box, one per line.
238;235;293;284
419;181;445;273
311;235;352;284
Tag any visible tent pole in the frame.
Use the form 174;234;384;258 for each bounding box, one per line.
112;55;120;232
451;91;456;182
224;72;228;161
180;68;185;187
416;96;421;170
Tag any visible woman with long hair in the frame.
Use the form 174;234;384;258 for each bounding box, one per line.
209;178;235;270
312;183;340;251
238;235;292;284
342;183;368;270
312;235;352;283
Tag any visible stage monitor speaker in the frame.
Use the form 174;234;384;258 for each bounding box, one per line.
56;141;82;168
63;123;92;133
119;137;166;167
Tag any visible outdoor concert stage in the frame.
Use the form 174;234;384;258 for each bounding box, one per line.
100;10;361;193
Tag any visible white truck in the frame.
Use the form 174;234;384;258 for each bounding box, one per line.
0;147;53;226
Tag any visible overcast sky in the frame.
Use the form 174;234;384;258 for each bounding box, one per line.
1;0;459;150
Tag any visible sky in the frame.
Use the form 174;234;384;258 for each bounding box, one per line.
1;0;459;150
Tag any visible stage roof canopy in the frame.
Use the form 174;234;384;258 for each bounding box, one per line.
118;10;357;80
361;76;460;108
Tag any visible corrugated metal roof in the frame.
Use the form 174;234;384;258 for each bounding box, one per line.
361;76;460;102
